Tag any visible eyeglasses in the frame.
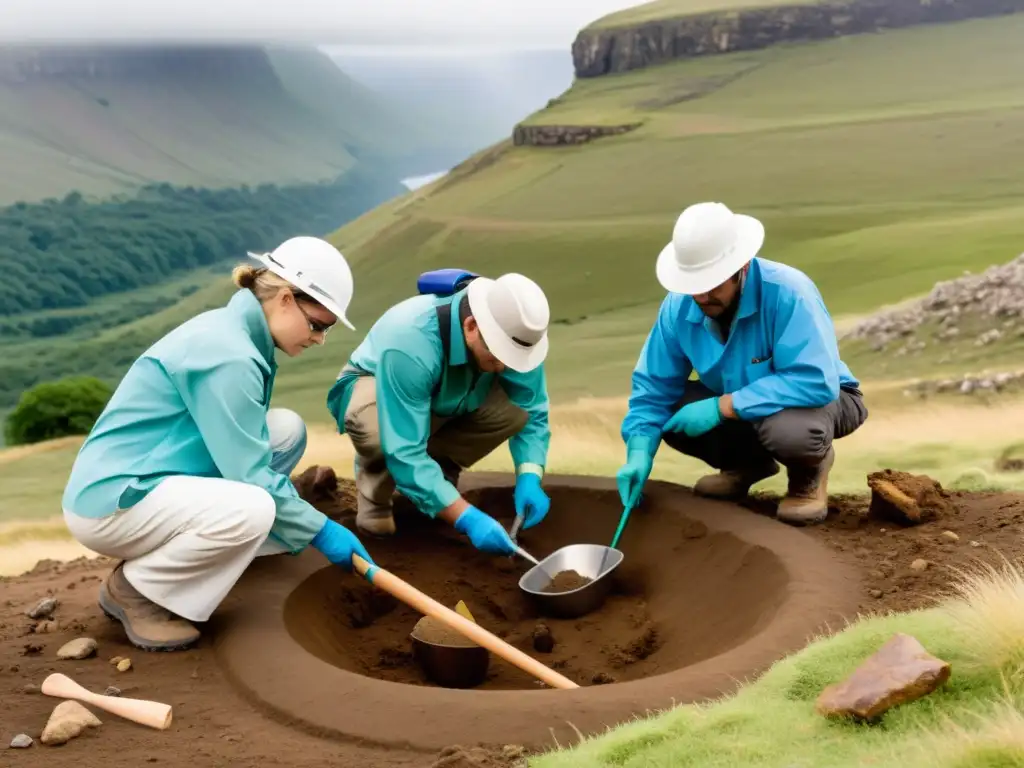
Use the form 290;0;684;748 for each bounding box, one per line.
293;292;335;336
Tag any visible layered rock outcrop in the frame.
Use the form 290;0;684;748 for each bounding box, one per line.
512;123;641;146
573;0;1024;77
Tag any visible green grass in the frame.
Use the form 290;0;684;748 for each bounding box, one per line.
527;563;1024;767
589;0;826;30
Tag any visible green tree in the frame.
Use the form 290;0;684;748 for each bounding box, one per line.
3;375;112;446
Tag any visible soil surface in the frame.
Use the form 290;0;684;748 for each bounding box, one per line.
541;570;592;593
1;466;1022;767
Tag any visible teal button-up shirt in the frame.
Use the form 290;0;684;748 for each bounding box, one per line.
61;289;326;553
327;288;551;517
622;257;859;456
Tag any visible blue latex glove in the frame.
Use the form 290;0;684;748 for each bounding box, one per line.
311;518;374;571
663;398;723;438
514;472;550;529
616;442;654;510
454;506;517;555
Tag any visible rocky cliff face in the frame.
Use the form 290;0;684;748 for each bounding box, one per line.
0;45;277;83
512;122;641;146
573;0;1024;77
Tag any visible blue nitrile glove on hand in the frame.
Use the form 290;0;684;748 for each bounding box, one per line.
616;437;654;510
454;506;517;555
311;518;374;571
663;398;723;438
514;472;550;529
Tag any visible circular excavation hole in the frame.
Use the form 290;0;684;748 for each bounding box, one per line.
284;484;792;690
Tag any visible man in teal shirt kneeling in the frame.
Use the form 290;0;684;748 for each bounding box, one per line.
327;270;553;555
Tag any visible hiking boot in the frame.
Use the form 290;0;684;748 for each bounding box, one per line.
693;460;780;500
98;562;200;652
776;447;835;525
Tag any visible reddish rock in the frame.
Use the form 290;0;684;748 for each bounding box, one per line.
816;633;951;720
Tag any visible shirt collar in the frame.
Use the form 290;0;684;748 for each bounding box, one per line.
229;289;276;367
684;257;763;325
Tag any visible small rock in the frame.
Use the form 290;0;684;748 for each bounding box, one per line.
869;570;885;579
34;619;57;634
26;597;58;620
910;559;929;571
117;658;132;672
109;656;124;665
10;734;33;748
532;624;555;654
41;700;102;745
941;531;960;542
57;637;97;660
591;672;616;685
22;683;40;694
970;540;982;548
869;589;883;599
104;686;121;696
816;633;951;720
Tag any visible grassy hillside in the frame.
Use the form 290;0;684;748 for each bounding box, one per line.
7;12;1024;426
589;0;822;28
0;45;456;205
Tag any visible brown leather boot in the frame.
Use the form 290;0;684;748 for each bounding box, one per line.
777;447;835;525
693;460;780;500
98;562;200;651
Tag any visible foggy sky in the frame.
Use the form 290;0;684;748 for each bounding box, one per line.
1;0;645;48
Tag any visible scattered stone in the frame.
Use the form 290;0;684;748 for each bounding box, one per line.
22;642;43;656
104;686;121;696
10;734;33;748
22;683;40;694
33;619;58;634
26;597;58;620
970;540;983;548
117;658;132;672
910;559;929;571
867;470;956;525
41;700;102;745
816;633;951;721
941;531;960;542
592;672;616;684
109;656;124;666
57;637;97;660
532;624;555;654
869;589;883;599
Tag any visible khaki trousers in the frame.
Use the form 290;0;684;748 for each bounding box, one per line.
344;375;527;531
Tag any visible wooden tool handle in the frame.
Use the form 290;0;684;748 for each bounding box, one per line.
352;555;579;690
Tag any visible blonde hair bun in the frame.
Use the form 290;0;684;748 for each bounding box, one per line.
232;264;260;289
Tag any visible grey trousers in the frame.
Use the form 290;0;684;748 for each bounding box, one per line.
663;380;868;471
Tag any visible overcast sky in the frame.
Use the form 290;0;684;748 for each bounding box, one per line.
1;0;645;49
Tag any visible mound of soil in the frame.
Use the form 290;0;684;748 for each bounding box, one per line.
866;469;956;525
541;569;592;593
2;467;1024;767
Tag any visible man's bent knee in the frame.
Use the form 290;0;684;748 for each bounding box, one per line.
268;408;307;475
757;409;829;464
211;484;276;543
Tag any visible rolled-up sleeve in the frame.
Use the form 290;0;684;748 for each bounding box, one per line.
500;366;550;477
621;296;693;456
175;357;326;553
376;348;461;517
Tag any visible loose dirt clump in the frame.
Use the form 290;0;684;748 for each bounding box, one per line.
413;615;478;648
866;469;956;525
541;569;592;593
428;744;528;768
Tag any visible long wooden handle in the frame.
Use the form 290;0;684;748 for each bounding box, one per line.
352;555;579;690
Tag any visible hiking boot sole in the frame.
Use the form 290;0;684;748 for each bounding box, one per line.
98;581;200;653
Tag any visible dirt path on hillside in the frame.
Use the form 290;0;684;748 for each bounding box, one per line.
2;467;1022;767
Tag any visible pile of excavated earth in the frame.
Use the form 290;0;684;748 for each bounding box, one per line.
2;464;1024;768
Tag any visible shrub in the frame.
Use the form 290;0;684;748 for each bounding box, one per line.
3;375;112;446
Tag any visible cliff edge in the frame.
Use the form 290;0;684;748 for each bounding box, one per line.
574;0;1024;77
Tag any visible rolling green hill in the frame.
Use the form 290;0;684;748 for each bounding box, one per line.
0;44;464;205
8;9;1023;427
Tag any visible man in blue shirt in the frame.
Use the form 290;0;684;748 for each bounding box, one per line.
617;202;868;525
327;272;552;554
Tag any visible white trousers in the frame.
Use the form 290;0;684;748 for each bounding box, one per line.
63;408;306;623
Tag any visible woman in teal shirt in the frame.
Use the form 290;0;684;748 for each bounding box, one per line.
61;236;373;652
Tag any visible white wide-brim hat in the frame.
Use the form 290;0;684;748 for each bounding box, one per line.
467;275;550;373
655;202;765;296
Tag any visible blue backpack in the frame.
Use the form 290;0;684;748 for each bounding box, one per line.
417;268;480;377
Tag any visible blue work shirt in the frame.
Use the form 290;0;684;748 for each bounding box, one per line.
621;257;859;456
61;289;326;553
327;287;550;517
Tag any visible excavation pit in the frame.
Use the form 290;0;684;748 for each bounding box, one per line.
215;472;862;751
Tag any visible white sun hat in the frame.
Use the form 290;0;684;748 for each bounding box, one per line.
466;273;550;373
247;236;356;330
655;202;765;295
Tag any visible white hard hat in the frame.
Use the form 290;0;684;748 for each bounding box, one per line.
466;273;550;373
655;202;764;295
247;236;355;330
